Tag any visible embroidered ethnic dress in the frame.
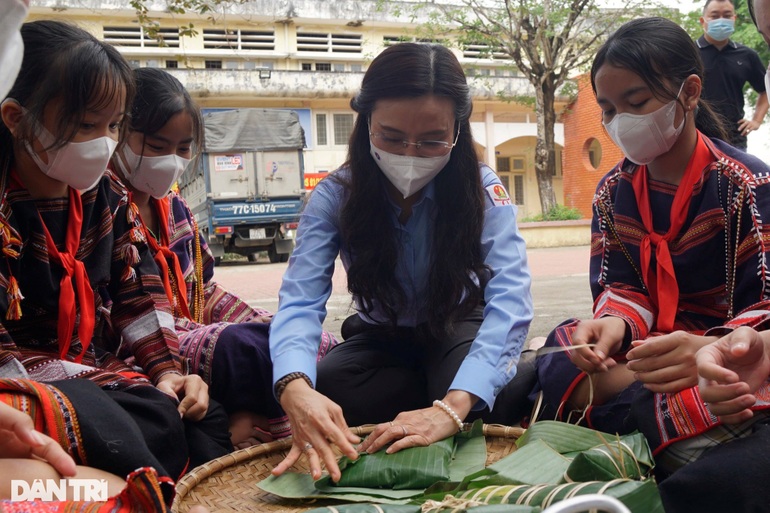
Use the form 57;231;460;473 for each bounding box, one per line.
0;172;181;387
534;135;770;453
0;378;175;511
150;192;338;439
0;172;232;488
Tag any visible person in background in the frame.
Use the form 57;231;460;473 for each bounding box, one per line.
269;42;533;482
697;0;768;150
110;67;338;449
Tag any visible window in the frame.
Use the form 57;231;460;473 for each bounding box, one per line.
333;63;346;72
499;175;510;193
554;148;563;176
202;29;275;51
316;112;356;147
205;60;223;69
496;157;511;172
512;157;525;171
383;35;448;46
333;114;354;145
224;60;240;69
165;60;179;69
302;62;333;71
463;41;507;60
316;114;328;146
350;64;363;72
296;31;362;53
513;175;525;206
103;26;180;48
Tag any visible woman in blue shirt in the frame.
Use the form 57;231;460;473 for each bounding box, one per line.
269;42;533;482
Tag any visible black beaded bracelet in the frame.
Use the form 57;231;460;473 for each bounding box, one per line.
274;372;313;401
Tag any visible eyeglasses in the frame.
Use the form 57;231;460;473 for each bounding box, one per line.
369;129;460;157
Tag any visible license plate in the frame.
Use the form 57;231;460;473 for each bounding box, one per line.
249;228;266;239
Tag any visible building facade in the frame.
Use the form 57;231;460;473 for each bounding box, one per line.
28;0;571;218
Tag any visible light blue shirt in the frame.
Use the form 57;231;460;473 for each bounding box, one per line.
270;164;533;410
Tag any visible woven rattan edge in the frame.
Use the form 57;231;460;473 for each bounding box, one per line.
173;424;377;509
172;422;525;512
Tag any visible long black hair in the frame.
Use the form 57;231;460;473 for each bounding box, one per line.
128;67;203;159
590;17;727;141
0;20;134;173
340;43;487;336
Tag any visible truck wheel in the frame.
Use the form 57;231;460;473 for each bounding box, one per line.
267;245;282;263
247;253;259;263
279;253;289;263
214;256;222;266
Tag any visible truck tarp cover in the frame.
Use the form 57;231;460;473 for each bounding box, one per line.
203;109;306;152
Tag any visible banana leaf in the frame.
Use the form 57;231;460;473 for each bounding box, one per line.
565;432;653;481
420;479;663;513
322;437;453;490
304;506;421;513
303;505;540;513
258;422;487;502
516;421;617;453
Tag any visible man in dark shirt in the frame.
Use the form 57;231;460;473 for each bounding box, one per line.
698;0;768;150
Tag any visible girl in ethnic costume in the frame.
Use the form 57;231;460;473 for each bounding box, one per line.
531;17;770;510
0;19;231;500
109;68;338;448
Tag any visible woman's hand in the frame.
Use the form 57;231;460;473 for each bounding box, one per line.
359;391;473;455
0;402;76;477
696;327;770;424
155;373;210;421
626;331;717;393
271;379;360;483
567;317;628;373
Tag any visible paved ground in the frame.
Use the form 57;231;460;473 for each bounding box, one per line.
212;245;594;342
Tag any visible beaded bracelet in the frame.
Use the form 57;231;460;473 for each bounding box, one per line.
433;399;464;431
274;372;313;401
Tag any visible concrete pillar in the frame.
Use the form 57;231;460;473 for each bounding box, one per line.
484;109;495;169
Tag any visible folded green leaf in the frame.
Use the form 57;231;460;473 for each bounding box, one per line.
565;432;653;481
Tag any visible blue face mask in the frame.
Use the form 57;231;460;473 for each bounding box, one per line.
706;18;735;41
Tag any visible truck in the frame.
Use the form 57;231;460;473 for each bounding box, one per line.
179;108;306;264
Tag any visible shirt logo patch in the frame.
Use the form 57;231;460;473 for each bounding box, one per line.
486;183;511;206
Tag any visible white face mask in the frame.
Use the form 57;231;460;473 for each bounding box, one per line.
26;123;117;191
117;144;190;199
369;142;451;199
603;83;687;166
0;0;27;100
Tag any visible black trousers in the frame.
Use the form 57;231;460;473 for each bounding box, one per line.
52;378;232;481
658;417;770;513
317;308;536;427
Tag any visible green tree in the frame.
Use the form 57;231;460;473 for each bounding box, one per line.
408;0;667;213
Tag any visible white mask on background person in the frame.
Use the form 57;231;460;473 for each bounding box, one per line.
25;123;117;191
117;144;190;199
369;142;451;198
0;0;28;100
603;83;687;165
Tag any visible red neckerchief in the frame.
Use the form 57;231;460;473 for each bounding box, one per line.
140;196;192;321
40;187;95;362
631;132;714;332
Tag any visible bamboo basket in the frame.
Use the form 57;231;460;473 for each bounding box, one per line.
173;424;525;513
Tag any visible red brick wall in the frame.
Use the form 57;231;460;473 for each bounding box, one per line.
561;74;624;219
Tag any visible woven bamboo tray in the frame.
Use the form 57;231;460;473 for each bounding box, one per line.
173;424;524;513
